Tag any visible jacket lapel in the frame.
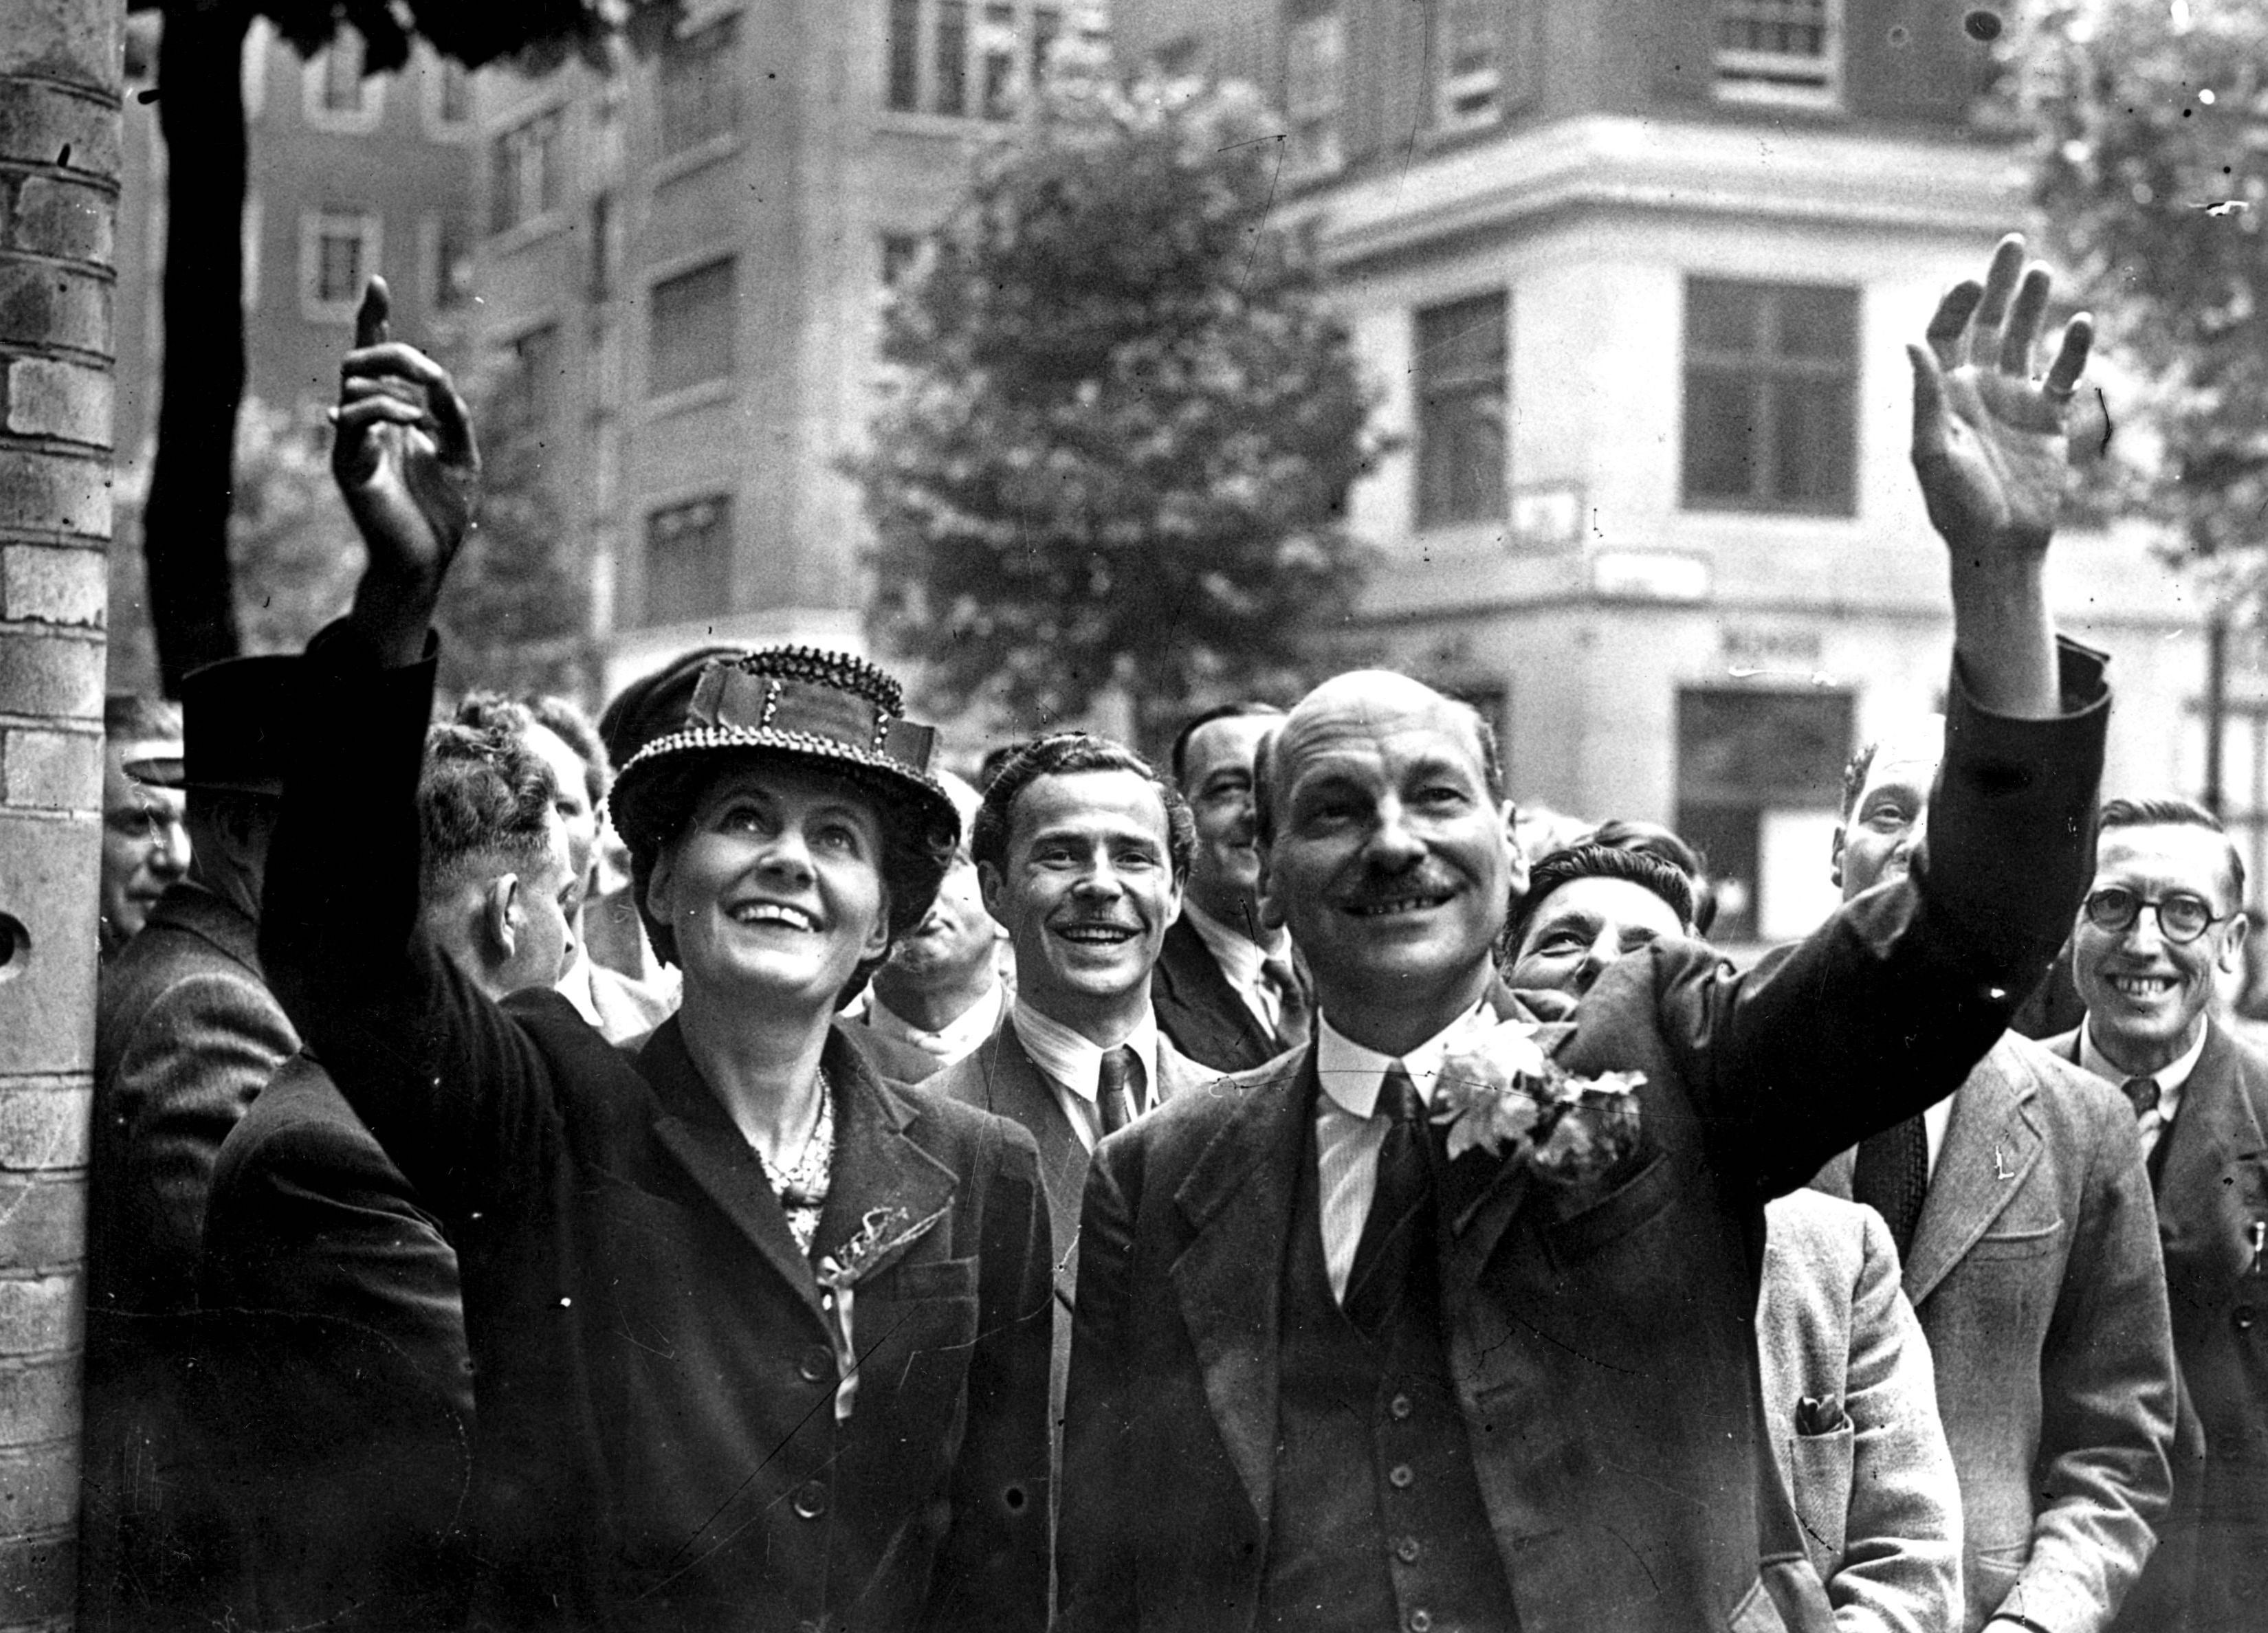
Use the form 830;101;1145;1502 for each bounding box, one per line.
1439;982;1550;1314
1901;1041;2041;1307
964;1021;1090;1297
639;1020;829;1324
2158;1021;2268;1233
1159;917;1278;1064
810;1038;960;1281
1169;1050;1308;1524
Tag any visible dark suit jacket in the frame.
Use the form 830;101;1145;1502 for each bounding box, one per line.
91;882;299;1322
2047;1019;2268;1633
1057;647;2109;1633
1816;1034;2175;1633
83;883;300;1630
1150;916;1297;1074
197;1053;475;1630
261;627;1056;1633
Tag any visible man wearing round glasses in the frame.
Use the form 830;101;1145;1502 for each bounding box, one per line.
2050;796;2268;1632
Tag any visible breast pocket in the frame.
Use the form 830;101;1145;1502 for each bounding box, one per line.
842;1256;982;1474
1541;1153;1680;1267
1784;1423;1854;1568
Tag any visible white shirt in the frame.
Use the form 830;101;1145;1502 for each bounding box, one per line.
1181;900;1292;1034
2078;1021;2208;1162
1922;1096;1956;1181
1011;997;1162;1153
867;981;1004;1068
1312;999;1491;1302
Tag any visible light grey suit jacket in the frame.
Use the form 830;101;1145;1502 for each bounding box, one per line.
1759;1189;1961;1633
1818;1032;2175;1633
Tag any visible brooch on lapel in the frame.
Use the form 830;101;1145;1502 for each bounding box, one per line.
1431;1017;1644;1184
815;1202;950;1425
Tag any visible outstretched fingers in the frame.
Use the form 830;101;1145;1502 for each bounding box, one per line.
1966;236;2026;366
2042;312;2094;401
1924;281;1985;373
1907;342;1950;465
1998;265;2053;377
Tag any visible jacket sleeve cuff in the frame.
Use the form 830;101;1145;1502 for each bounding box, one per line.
1918;636;2110;990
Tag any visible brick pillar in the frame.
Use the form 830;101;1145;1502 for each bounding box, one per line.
0;1;120;1628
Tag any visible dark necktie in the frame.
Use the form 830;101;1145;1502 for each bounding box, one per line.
1262;955;1310;1051
1344;1063;1429;1335
1852;1115;1930;1260
2121;1076;2161;1120
1097;1045;1141;1137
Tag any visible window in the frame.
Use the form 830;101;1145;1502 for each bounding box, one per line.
881;232;923;287
981;5;1019;119
1676;686;1853;943
1434;0;1501;130
1414;292;1508;528
1285;13;1344;177
305;29;382;129
300;210;382;321
430;56;474;131
648;259;736;397
493;324;561;445
936;1;970;115
490;109;564;236
643;496;734;626
659;12;740;156
1682;278;1858;514
885;0;1070;118
428;214;474;313
888;0;923;110
1714;0;1840;105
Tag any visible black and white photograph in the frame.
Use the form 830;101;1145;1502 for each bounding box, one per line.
5;1;2267;1629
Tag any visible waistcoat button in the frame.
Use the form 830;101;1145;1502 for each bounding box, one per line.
1396;1535;1422;1564
1388;1463;1414;1489
1409;1610;1433;1632
1389;1392;1413;1421
792;1480;829;1519
798;1346;833;1383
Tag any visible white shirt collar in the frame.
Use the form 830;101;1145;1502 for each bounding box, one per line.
1180;900;1289;987
1314;998;1493;1119
1011;996;1161;1106
2080;1017;2210;1097
868;981;1004;1063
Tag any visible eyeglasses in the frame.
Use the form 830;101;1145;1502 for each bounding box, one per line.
2082;886;2227;945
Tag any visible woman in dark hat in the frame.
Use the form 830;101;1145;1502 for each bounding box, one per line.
261;284;1052;1632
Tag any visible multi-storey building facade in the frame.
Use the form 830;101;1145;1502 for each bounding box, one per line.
1110;0;2233;940
115;18;479;459
473;0;1093;692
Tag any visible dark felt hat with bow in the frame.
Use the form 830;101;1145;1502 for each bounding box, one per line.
606;647;958;969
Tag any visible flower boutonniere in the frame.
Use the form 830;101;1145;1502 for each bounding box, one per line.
1431;1017;1645;1185
815;1202;949;1425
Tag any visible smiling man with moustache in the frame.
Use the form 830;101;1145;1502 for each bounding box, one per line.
933;734;1211;1450
2046;797;2268;1632
1057;236;2124;1633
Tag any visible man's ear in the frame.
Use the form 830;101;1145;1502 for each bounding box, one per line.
483;874;522;962
978;860;1005;923
1255;834;1293;933
1829;825;1847;891
2222;910;2251;975
1499;800;1530;900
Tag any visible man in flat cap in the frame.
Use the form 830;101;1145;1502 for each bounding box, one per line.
82;654;305;1627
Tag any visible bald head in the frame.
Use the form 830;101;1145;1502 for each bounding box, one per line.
1257;672;1504;848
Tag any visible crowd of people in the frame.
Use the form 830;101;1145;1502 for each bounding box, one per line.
73;236;2268;1633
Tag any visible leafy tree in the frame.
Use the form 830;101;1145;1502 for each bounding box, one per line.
135;0;676;695
2008;0;2268;582
854;65;1380;734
